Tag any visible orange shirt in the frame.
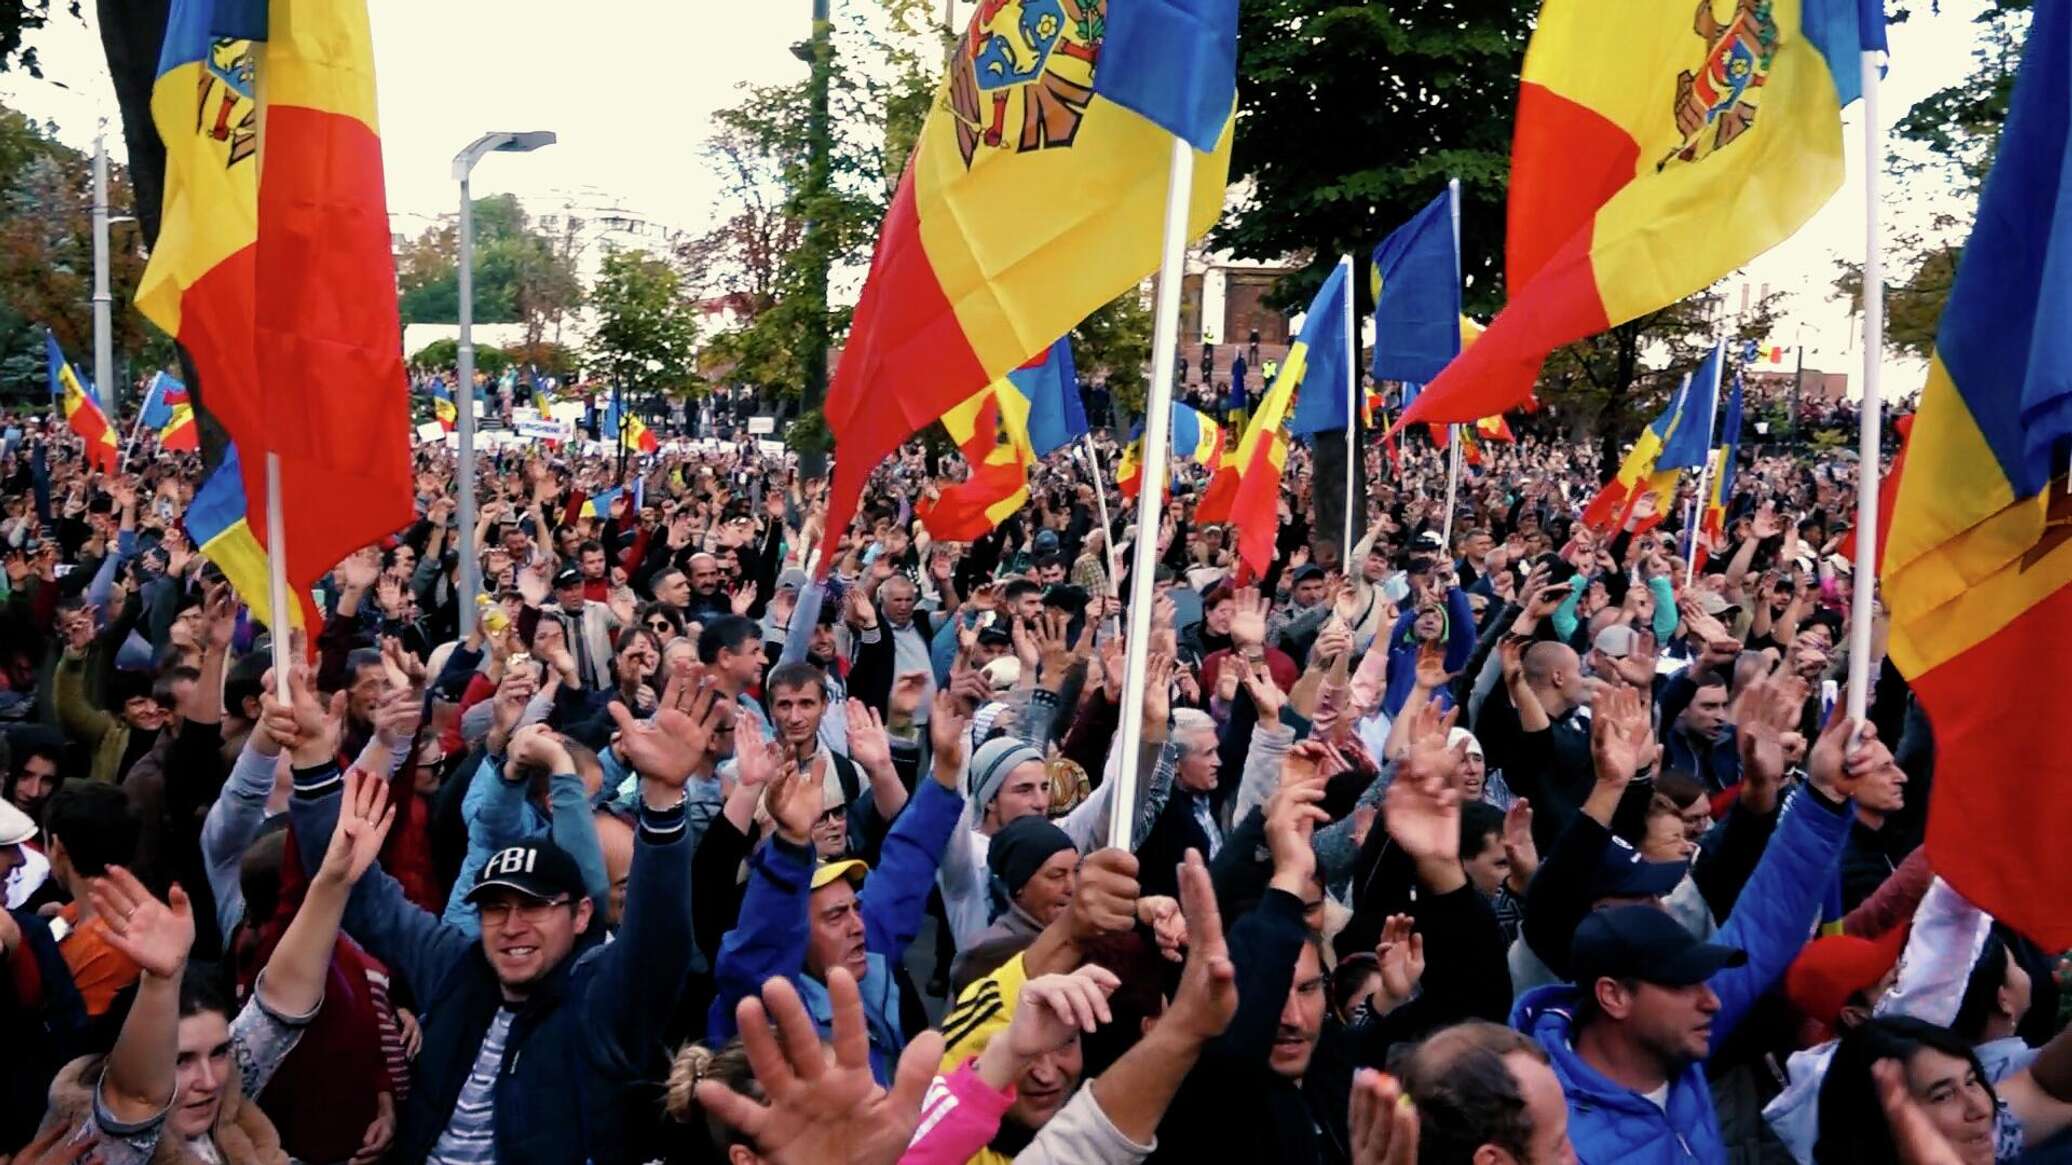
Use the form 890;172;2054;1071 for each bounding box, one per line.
56;903;140;1016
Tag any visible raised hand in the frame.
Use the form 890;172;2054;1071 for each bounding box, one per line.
764;760;818;845
730;581;759;616
1003;966;1121;1059
1067;848;1141;945
85;867;193;980
1735;669;1808;808
927;689;972;788
1240;655;1287;721
1589;683;1653;789
1872;1059;1970;1165
1160;850;1238;1041
1385;734;1465;870
1810;715;1890;803
201;579;238;652
1412;641;1453;692
1372;914;1427;1012
1348;1069;1420;1165
318;769;398;888
1265;746;1331;890
610;678;730;790
1501;798;1538;888
1229;586;1270;650
695;970;943;1165
843;699;892;774
1136;894;1188;963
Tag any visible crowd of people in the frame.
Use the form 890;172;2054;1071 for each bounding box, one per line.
0;397;2055;1165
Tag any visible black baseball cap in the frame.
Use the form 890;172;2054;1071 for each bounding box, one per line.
1571;904;1746;988
1591;835;1689;900
463;842;587;905
553;567;583;589
1291;564;1327;583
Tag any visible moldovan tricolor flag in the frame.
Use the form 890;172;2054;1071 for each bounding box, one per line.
140;0;411;626
1398;0;1883;429
48;333;118;472
818;0;1238;572
1118;403;1220;500
1885;1;2072;948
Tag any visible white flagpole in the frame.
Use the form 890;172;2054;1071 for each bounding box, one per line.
1111;138;1193;849
122;374;158;463
1687;452;1714;573
1339;253;1356;561
1439;177;1465;559
265;451;293;701
1846;51;1885;727
1082;433;1122;598
1685;340;1727;571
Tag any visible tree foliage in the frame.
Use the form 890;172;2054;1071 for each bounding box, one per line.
1073;289;1153;419
395;193;583;353
1833;2;2029;362
0;102;152;398
1218;0;1535;318
586;248;701;399
1538;286;1780;468
405;338;511;378
0;0;81;77
686;7;933;399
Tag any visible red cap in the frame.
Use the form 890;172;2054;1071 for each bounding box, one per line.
1784;926;1910;1027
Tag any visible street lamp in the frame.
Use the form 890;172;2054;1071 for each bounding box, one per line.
451;130;555;637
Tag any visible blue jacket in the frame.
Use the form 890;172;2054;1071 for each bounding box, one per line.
708;777;964;1082
1510;786;1851;1164
441;754;608;936
1381;585;1476;717
287;761;695;1165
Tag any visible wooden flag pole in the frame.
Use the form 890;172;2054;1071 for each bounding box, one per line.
1846;49;1886;727
265;451;293;702
1111;137;1193;850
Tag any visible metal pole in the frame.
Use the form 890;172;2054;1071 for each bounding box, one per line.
1339;253;1355;561
1687;453;1712;573
1111;137;1193;851
1440;426;1461;552
798;0;833;478
91;128;115;418
1846;51;1886;727
456;173;480;639
1790;342;1804;446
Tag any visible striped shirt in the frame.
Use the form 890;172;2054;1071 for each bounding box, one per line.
428;1007;513;1165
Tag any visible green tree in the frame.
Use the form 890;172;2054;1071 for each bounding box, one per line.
1073;290;1153;420
0;103;151;399
586;248;701;400
1537;285;1779;468
1832;2;2030;361
1217;0;1534;317
686;7;932;406
396;194;582;350
406;338;511;378
0;0;81;77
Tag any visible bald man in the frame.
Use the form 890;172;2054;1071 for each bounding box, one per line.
1476;640;1601;849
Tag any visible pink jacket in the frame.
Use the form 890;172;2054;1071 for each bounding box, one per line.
903;1058;1014;1165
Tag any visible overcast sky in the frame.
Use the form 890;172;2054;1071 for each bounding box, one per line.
0;0;2005;393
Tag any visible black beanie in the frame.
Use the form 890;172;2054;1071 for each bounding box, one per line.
987;815;1076;901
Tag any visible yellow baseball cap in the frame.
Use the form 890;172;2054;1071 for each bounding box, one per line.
810;858;869;891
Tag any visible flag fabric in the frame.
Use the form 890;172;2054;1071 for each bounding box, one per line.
48;334;118;472
1696;373;1744;566
1221;349;1302;575
184;442;317;633
1579;372;1692;532
818;0;1238;572
916;388;1036;541
600;396;660;453
1007;338;1088;458
1397;0;1877;429
159;402;199;452
1657;343;1725;471
1474;414;1515;443
579;487;623;521
431;381;457;432
1883;1;2072;948
1118;404;1221;499
1837;411;1911;575
1204;266;1349;523
140;0;413;621
1370;190;1461;384
1285;261;1356;440
138;372;190;429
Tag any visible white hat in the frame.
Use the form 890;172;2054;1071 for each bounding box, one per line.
0;797;35;847
1446;727;1484;759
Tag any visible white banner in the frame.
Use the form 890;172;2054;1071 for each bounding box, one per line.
747;415;777;435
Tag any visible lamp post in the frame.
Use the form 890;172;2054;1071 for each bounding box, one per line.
451;130;555;638
92;126;117;417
